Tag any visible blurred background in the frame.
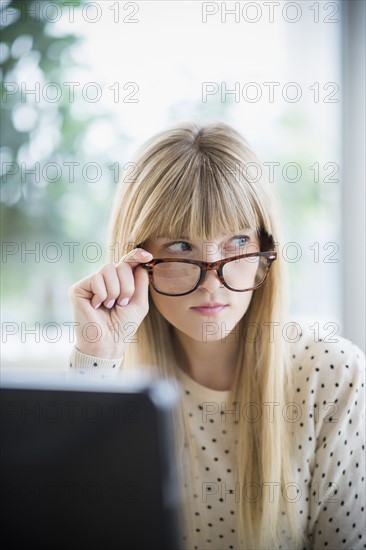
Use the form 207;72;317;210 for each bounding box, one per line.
1;0;365;367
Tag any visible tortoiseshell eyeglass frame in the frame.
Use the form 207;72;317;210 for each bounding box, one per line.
137;230;277;297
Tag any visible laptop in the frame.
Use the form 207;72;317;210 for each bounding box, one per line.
0;369;184;550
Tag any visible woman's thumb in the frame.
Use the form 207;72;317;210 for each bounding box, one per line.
128;264;150;308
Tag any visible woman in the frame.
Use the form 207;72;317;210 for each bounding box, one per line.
68;122;365;549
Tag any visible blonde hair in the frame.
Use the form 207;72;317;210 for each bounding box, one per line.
107;122;309;549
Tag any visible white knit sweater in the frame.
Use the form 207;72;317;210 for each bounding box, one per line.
68;328;366;549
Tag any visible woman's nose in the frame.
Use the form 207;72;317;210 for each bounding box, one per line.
198;269;223;291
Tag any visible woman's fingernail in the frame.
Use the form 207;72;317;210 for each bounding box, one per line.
94;302;101;309
119;298;129;307
141;251;151;258
106;300;115;308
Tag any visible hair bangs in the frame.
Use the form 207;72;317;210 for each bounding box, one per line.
132;150;262;246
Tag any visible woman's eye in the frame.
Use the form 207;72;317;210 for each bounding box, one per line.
225;236;250;250
166;241;192;253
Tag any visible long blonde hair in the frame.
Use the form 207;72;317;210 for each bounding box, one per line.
107;122;309;549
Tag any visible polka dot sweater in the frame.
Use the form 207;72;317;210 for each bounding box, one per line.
68;329;366;549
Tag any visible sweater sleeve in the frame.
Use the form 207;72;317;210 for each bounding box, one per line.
307;341;366;549
67;346;124;379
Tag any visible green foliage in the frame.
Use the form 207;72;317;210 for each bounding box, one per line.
0;0;122;322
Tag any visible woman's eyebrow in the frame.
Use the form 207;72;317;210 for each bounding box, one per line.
153;236;191;241
156;231;253;242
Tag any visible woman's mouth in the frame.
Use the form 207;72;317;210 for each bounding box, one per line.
190;303;228;316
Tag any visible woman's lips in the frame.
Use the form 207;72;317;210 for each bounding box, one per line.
190;305;228;316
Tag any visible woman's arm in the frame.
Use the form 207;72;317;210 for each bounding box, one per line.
67;346;123;378
307;341;365;548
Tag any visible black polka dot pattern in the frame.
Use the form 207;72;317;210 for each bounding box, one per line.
68;331;365;549
67;347;123;379
175;329;366;549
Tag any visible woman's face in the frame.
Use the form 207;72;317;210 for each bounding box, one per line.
143;229;260;343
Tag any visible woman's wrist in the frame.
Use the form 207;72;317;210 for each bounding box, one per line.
74;344;125;360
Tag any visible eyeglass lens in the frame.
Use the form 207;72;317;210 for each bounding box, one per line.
152;256;268;295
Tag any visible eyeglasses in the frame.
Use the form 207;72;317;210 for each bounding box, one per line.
139;247;277;297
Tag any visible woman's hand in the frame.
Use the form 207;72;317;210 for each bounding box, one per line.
68;248;153;358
